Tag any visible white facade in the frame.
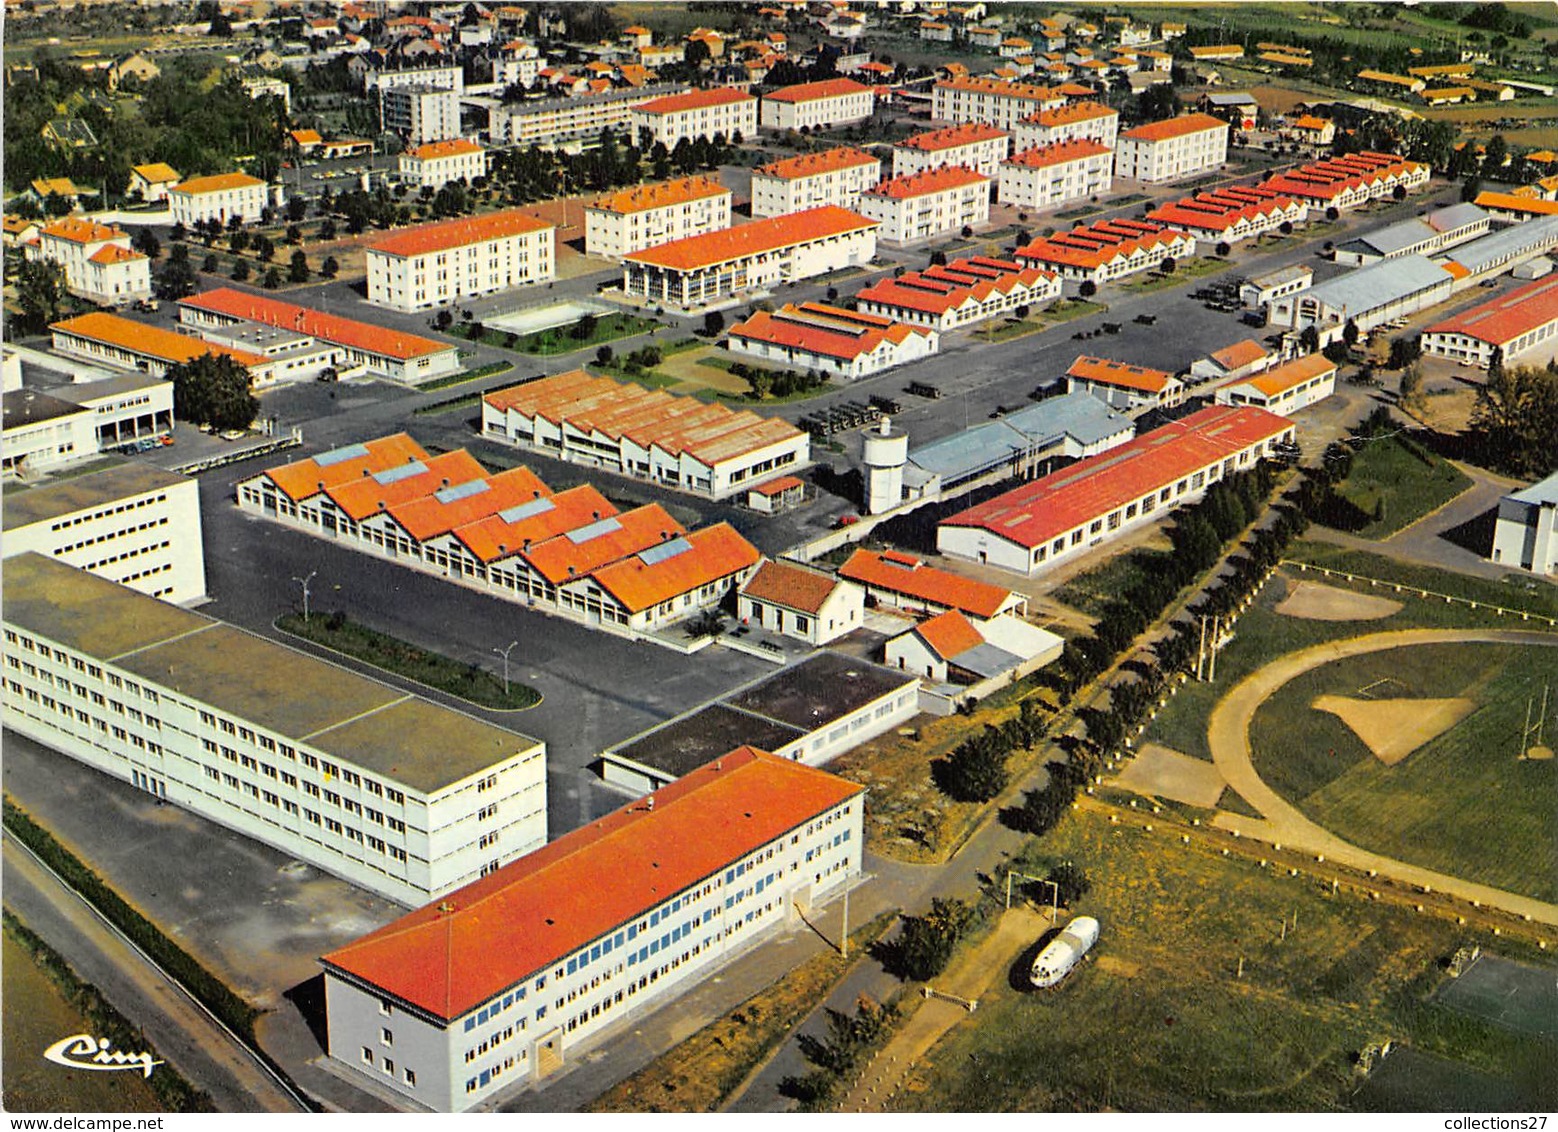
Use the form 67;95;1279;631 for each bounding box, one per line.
1214;355;1337;417
399;140;489;191
1114;114;1228;183
759;80;874;132
322;750;863;1113
382;86;462;145
28;218;151;306
584;177;731;262
727;304;940;380
892;125;1010;180
998;140;1113;210
737;561;865;646
168;173;269;227
855;258;1060;332
931;78;1065;131
1011;101;1119;151
491;86;686;148
366;212;556;312
1491;473;1558;576
630;89;757;151
1;463;205;603
858;169;990;244
1269;255;1454;343
749;148;881;218
2;391;99;479
2;554;548;907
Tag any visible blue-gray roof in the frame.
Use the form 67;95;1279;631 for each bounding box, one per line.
1204;92;1257;106
1508;470;1558;508
1339;204;1488;259
1441;214;1558;277
950;642;1025;679
1306;255;1452;316
907;392;1132;482
1426;202;1487;233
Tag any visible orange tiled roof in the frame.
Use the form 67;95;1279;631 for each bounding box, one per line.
1209;339;1272;371
1424;273;1558;349
1235;353;1335;398
588;176;727;214
1121;112;1227;143
289;129;323;146
750;474;804;497
1473;191;1558;216
838;549;1015;619
1067;355;1175;394
258;435;431;503
321;748;861;1019
131;162;181;183
171;172;266;196
591;522;758;614
624;206;876;272
634;87;754;115
86;244;146;265
522;503;685;586
324;449;488;522
936;76;1063;103
180;288;452;362
856;256;1051;317
39;217;127;244
407;138;484;161
914;608;985;660
1005;137;1111;168
452;483;618;564
754;146;878;180
1025;100;1116;127
386;465;552;542
864;166;988;200
51;311;264;370
368;209;552;258
763;77;871;104
730;303;925;363
899;122;1007;152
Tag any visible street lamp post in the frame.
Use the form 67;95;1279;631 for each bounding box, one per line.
492;640;519;695
292;570;317;623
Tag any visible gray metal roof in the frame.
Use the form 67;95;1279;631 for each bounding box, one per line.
1441;214;1558;276
949;641;1024;680
1204;92;1257;106
1425;202;1487;233
1340;204;1486;259
908;392;1131;482
1306;255;1452;316
1508;470;1558;507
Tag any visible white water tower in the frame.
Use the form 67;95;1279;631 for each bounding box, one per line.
863;416;908;515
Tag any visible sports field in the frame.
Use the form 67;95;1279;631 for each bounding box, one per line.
1249;642;1558;902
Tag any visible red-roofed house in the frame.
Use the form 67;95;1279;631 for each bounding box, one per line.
728;302;938;378
759;77;874;131
838;549;1025;619
938;405;1295;574
884;609;1064;707
1114;113;1228;183
855;256;1059;331
167;171;268;226
998;138;1113;209
30;218;150;305
1190;338;1278;382
321;747;863;1111
1016;218;1196;285
892;123;1011;180
857;167;991;244
1421;274;1558;369
629;87;757;149
1145;185;1307;247
1066;355;1184;411
737;559;864;644
1213;353;1336;415
365;210;555;311
749;147;881;217
1258;152;1429;214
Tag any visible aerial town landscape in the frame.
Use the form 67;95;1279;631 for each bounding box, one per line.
2;0;1557;1117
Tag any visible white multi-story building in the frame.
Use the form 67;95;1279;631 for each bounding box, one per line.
366;210;556;312
1491;472;1558;576
399;139;489;191
320;747;862;1113
168;172;269;227
1114;112;1229;183
1011;100;1119;151
490;85;688;149
3;390;100;479
857;167;991;244
584;177;731;261
892;123;1010;179
749;147;881;218
931;77;1065;131
629;87;757;151
1421;274;1558;370
27;218;150;306
758;77;874;132
998;138;1113;210
2;553;548;907
2;461;206;603
620;205;878;310
382;86;462;145
491;41;542;87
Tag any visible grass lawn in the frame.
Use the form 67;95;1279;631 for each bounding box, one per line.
1283;542;1558;620
1042;298;1107;324
1117;257;1226;296
892;808;1556;1112
276;613;540;710
587;912;896;1113
454;313;659;355
417;361;512;392
969;316;1045;343
1048;547;1171;619
1249;641;1558;902
1333;434;1472;539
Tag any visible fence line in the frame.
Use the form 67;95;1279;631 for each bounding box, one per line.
1282;561;1558;627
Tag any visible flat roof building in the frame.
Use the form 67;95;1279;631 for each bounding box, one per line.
1491;471;1558;576
366;210;556;312
3;553;547;906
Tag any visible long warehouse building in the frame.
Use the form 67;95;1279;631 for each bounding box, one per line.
2;553;547;906
1420;273;1558;369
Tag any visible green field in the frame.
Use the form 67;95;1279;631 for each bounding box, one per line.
1049;547;1171;619
893;811;1557;1112
1334;435;1472;539
1250;642;1558;902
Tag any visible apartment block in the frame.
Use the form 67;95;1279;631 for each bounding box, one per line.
365;211;556;311
749;147;881;218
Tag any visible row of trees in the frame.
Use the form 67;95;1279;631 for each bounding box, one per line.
780;995;897;1108
930;699;1047;805
1466;357;1558;479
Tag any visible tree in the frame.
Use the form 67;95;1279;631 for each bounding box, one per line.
14;259;67;333
1460;174;1483;202
42;191;73;218
286;195;308;223
1325;206;1340;221
262;266;281;289
1398;361;1423;409
230;259;250;282
703;310;725;337
1160;256;1177;274
1342;318;1360;348
1387;334;1422;369
228;229;250;254
570;312;598;341
933;731;1009;802
1079;280;1098;298
1048;861;1090;907
253;234;275;262
595;345;613;366
170;222;188;244
285;224;303;245
892;898;976;982
929;249;948;266
318;218;337;242
320;255;339;279
202;253;219;273
1299;324;1321;355
167;353;257;431
131;227;162;260
1215;241;1231;257
156;245;198;300
288;249;310;283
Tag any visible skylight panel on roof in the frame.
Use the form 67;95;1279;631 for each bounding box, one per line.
373;460;429;485
434;480;491;504
316;443;370;467
499;498;555;523
638;537;693;566
566;516;623;544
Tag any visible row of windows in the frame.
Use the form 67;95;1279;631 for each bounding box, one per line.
47;492;168;532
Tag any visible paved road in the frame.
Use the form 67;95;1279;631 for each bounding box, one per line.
1205;628;1558;927
3;840;305;1113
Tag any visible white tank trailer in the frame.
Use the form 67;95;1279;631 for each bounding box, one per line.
1029;915;1100;988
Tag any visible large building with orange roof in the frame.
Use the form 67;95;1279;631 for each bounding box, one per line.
855;255;1060;331
997;137;1113;210
48;312;281;384
628;87;757;150
857;166;990;244
1065;354;1184;412
481;369;809;499
1113;112;1228;183
27;217;150;306
365;209;555;311
397;137;488;191
620;205;878;309
178;288;461;384
583;176;732;261
1214;353;1337;416
892;122;1011;180
1015;217;1196;285
237;438;762;634
931;76;1066;131
727;301;938;379
749;146;881;218
938;405;1295;575
1010;100;1118;152
1257;151;1429;214
758;76;874;131
167;171;269;227
1420;273;1558;370
1145;185;1308;248
321;746;862;1111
